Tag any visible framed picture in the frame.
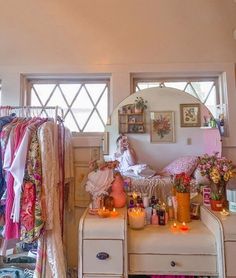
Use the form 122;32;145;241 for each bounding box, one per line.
190;202;200;220
138;125;144;133
180;103;201;127
150;111;175;143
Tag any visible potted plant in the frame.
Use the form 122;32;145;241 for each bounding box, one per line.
210;192;223;211
197;153;236;210
134;97;148;113
173;172;191;223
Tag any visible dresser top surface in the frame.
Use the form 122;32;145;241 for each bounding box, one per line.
210;210;236;241
128;220;217;255
81;207;126;239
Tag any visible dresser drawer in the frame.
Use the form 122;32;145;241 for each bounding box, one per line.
83;240;123;275
129;254;217;275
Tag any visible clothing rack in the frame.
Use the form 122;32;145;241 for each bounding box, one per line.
0;106;64;122
0;105;65;254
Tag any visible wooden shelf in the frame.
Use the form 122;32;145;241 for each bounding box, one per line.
118;105;145;134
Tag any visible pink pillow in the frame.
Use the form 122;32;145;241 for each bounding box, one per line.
161;156;198;176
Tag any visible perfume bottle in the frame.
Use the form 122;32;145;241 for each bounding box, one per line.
151;208;159;225
167;196;174;221
158;209;166;225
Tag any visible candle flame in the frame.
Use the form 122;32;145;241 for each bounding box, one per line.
113;208;116;212
103;207;105;211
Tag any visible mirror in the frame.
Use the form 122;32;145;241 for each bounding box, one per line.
105;87;222;172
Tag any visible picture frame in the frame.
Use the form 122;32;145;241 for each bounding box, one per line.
150;111;175;143
180;103;201;127
190;202;200;220
138;125;144;133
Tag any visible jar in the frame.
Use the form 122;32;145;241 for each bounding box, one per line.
142;193;149;208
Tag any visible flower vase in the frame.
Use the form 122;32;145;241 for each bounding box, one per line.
110;173;126;208
211;181;227;208
134;107;142;114
176;192;190;223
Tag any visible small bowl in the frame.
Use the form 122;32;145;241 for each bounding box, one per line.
97;209;110;218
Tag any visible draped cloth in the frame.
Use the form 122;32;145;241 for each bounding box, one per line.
34;122;67;278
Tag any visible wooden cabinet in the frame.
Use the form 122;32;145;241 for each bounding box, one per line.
78;208;127;278
207;208;236;278
128;218;218;276
118;111;145;134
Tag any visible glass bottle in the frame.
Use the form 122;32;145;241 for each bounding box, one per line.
151;208;159;225
167;196;174;221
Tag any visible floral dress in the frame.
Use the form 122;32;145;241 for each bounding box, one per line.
20;129;45;243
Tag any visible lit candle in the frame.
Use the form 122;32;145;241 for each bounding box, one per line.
171;222;178;232
132;191;138;200
128;208;145;229
98;206;110;218
220;209;230;216
180;222;189;231
110;208;119;217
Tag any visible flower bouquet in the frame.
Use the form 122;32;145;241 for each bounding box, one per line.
86;160;119;210
173;172;191;223
197;153;236;204
173;172;191;193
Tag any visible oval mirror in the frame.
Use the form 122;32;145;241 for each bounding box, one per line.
105;87;222;173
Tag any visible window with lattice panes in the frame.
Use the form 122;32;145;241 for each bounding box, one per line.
134;78;223;120
26;79;110;132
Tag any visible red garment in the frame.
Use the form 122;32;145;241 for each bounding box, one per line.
20;182;35;231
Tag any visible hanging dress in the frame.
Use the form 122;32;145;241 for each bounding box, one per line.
0;115;15;205
36;121;67;278
20;120;46;243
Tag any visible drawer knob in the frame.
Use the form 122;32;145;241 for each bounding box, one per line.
170;261;176;267
96;252;109;260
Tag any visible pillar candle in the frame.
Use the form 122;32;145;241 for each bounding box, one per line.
128;208;145;229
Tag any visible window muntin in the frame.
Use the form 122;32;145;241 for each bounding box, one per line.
27;79;109;132
134;78;221;119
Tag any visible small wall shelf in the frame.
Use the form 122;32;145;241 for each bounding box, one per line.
118;105;145;134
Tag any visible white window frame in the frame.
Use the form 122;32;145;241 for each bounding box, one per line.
22;75;111;133
132;73;227;132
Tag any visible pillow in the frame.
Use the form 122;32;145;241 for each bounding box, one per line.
193;167;210;185
160;156;198;176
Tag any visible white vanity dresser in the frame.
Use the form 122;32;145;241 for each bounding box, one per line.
78;206;233;278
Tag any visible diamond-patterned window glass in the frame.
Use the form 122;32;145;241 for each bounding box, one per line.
134;78;220;118
164;82;187;91
28;80;109;132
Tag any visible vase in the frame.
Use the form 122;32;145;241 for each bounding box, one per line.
134;107;143;114
210;199;223;211
211;181;227;208
176;192;190;223
110;173;126;208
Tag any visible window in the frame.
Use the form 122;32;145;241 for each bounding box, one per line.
25;78;110;132
134;78;222;119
